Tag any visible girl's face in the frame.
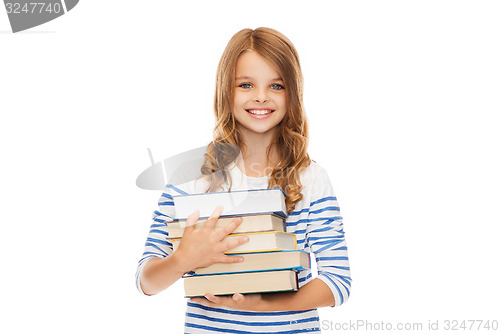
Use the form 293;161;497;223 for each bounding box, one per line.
232;51;287;138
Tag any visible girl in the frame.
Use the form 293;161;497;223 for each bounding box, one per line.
137;27;351;333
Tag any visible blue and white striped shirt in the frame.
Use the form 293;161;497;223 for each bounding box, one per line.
136;161;351;333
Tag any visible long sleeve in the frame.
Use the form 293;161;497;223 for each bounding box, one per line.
135;186;176;295
305;168;351;306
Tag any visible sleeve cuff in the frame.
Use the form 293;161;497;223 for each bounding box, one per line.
316;274;344;307
135;256;157;296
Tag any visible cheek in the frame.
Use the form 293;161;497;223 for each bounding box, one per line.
279;96;287;111
232;96;245;120
233;93;245;109
273;92;286;107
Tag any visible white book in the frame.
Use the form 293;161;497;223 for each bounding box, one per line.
172;188;287;220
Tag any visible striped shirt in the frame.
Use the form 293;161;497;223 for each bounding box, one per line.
136;161;351;333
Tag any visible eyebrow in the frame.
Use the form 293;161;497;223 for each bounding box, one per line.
235;76;284;81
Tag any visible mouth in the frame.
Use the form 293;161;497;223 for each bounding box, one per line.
245;109;275;115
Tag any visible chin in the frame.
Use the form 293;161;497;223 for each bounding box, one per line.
245;125;279;135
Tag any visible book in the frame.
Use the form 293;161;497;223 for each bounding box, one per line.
172;231;296;254
172;188;287;220
183;270;298;297
194;250;310;275
167;213;285;239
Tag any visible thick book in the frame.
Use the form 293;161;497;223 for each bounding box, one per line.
183;270;298;297
167;213;285;239
172;188;287;220
194;250;310;275
172;231;296;254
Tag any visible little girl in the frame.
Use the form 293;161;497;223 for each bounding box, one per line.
137;27;351;333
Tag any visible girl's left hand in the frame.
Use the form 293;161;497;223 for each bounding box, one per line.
190;293;267;311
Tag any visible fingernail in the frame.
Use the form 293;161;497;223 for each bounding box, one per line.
243;236;249;242
233;294;240;301
210;206;223;218
189;209;200;218
238;257;244;262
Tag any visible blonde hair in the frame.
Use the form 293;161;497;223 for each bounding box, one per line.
201;27;311;213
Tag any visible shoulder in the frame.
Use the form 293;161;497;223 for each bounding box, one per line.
298;161;336;202
299;160;331;185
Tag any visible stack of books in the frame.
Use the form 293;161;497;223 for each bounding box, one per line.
168;188;310;298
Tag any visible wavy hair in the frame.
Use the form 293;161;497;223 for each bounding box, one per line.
201;27;311;213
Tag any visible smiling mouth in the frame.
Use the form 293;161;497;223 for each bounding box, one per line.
246;109;274;115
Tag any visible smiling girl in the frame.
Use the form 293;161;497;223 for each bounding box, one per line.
137;27;351;333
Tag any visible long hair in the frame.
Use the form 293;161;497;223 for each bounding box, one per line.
201;27;311;213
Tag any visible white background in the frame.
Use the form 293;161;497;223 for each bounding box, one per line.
1;1;499;333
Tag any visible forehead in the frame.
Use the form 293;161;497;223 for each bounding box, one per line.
235;51;282;79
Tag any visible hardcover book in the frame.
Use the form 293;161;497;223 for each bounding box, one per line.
194;250;310;275
172;188;287;220
172;231;296;254
183;270;298;297
167;213;285;239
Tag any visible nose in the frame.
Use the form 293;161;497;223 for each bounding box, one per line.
254;88;268;103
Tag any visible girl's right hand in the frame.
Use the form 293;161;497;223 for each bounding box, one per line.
173;206;249;273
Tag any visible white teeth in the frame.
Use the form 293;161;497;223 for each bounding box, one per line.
247;109;273;115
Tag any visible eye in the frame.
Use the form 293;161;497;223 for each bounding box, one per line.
239;83;252;89
271;84;285;90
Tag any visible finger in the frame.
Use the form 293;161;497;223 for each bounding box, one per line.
190;297;212;307
232;293;244;303
215;217;243;240
214;254;244;264
203;205;224;230
184;209;200;233
204;293;222;304
219;236;249;253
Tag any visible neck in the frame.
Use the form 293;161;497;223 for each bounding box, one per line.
237;127;280;178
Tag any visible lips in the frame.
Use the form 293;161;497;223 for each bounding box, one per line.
245;109;275;120
246;109;274;115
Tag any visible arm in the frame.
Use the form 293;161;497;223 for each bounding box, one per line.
305;169;351;307
192;277;334;311
139;252;189;296
260;278;336;310
136;188;176;295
